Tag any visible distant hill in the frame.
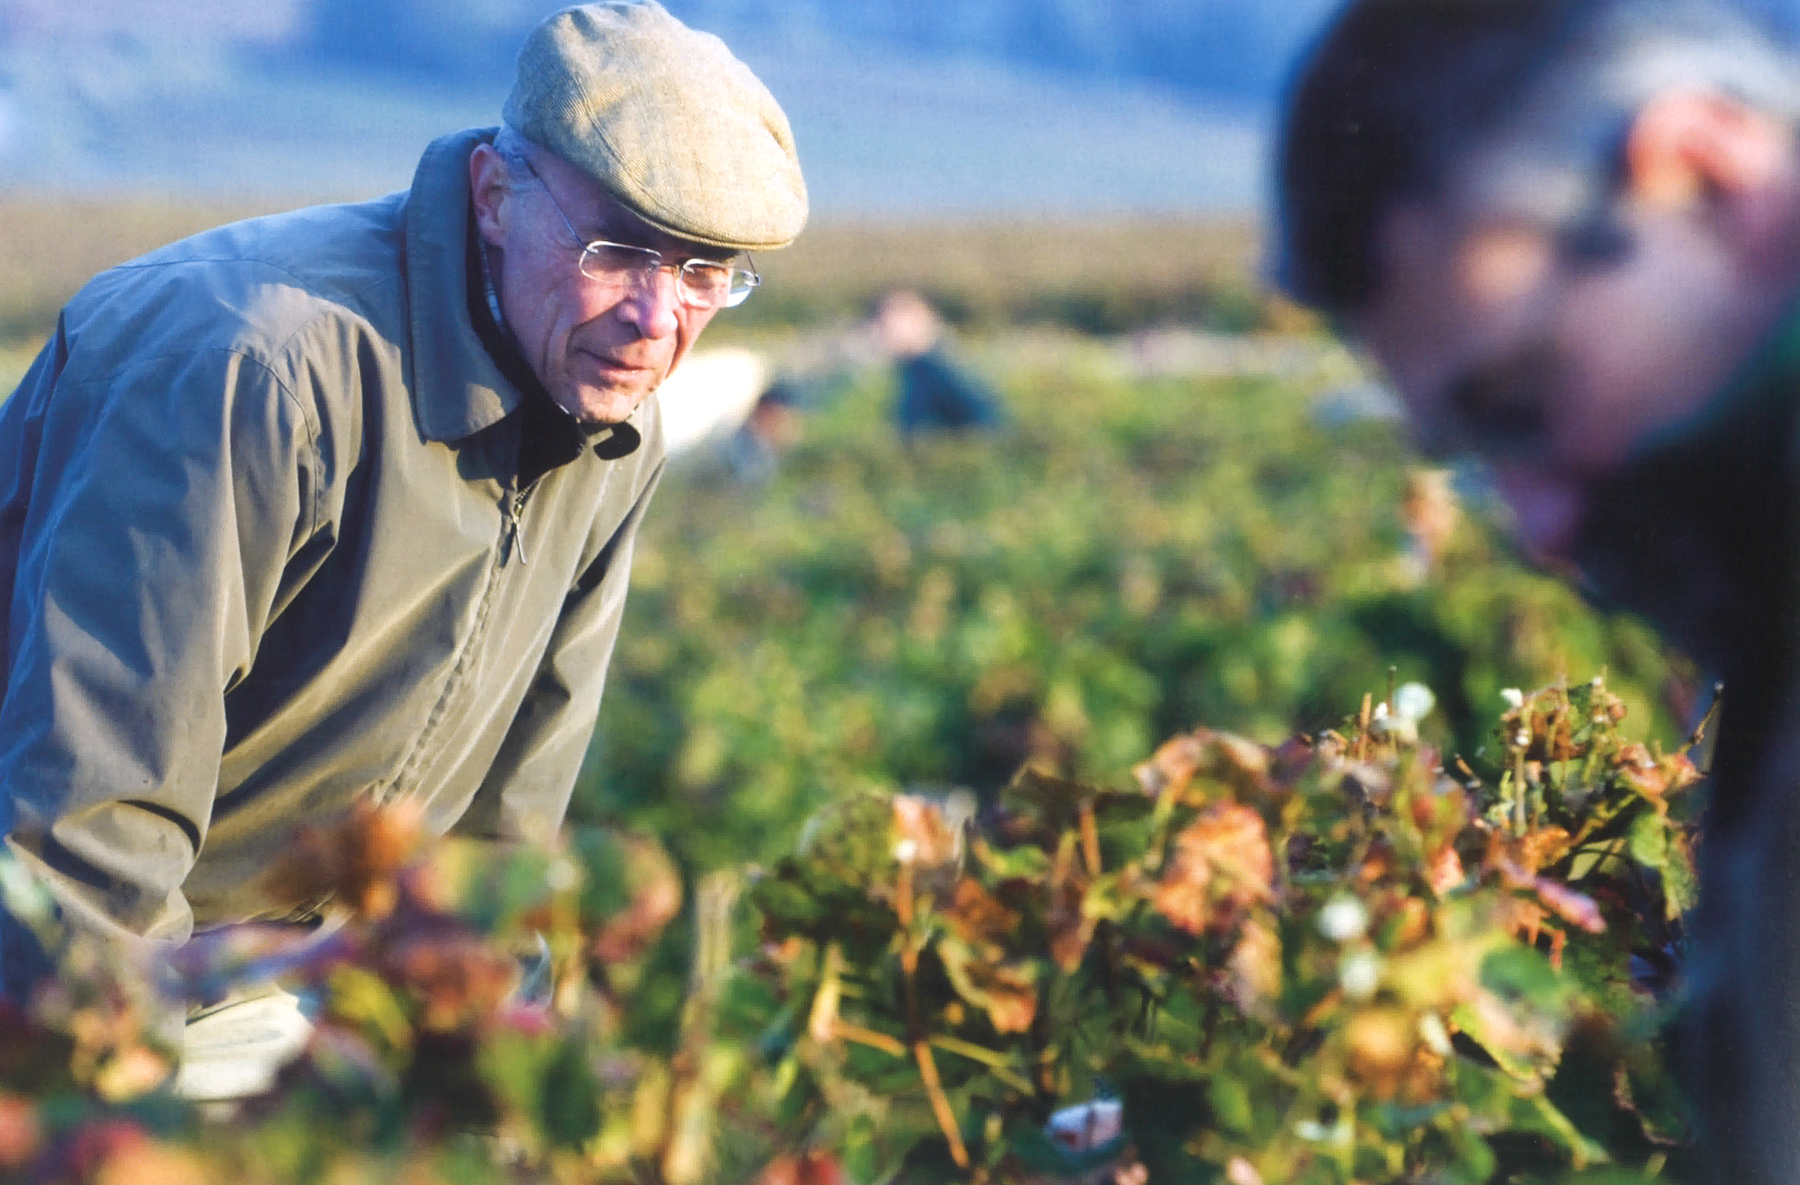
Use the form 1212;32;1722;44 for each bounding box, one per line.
0;0;1310;213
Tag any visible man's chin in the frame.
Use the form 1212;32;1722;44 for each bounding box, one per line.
552;383;653;426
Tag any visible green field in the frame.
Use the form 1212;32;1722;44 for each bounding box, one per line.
581;326;1682;876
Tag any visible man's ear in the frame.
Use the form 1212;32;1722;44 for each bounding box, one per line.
1624;89;1793;211
469;142;513;249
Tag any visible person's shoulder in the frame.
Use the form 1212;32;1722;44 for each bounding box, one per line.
62;194;412;381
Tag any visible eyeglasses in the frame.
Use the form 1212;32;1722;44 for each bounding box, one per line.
515;156;760;310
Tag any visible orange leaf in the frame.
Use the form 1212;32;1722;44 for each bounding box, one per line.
1154;803;1274;935
0;1094;40;1171
1134;733;1207;798
892;795;960;866
261;797;424;921
942;878;1022;948
1426;845;1466;896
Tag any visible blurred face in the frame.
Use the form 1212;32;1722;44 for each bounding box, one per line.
1351;93;1800;582
470;143;726;424
1353;194;1765;563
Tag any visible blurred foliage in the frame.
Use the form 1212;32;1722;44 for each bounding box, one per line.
0;800;748;1184
749;676;1703;1183
580;332;1687;878
0;679;1698;1184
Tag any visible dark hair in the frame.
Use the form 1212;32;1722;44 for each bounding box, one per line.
1274;0;1588;315
1274;0;1800;318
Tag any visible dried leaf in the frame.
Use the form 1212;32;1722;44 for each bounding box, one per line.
1198;732;1277;802
1223;915;1282;1016
973;966;1039;1035
937;938;1038;1035
382;932;519;1032
1486;826;1573;888
1426;845;1466;897
942;878;1022;948
1154;803;1274;935
1615;747;1703;801
1046;873;1094;973
893;795;960;866
262;797;424;921
1134;733;1207;798
1517;827;1573;873
1136;730;1279;804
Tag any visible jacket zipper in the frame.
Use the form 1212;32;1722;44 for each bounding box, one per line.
504;487;531;566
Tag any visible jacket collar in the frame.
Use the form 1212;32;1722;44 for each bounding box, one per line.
404;128;521;444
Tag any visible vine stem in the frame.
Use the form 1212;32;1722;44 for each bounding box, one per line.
895;855;971;1169
1079;800;1103;878
1513;746;1528;837
834;1021;906;1058
915;1038;972;1169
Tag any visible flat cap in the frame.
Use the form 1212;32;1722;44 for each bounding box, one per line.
504;1;807;251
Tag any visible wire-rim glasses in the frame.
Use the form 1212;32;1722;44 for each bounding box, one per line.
515;156;761;310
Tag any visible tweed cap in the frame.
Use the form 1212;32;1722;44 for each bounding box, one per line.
504;1;807;251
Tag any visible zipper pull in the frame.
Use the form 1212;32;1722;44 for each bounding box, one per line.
505;491;529;565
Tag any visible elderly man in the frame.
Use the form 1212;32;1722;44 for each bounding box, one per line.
0;0;804;1096
1276;0;1800;1178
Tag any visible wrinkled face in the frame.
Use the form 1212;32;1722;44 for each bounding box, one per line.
1353;190;1779;564
470;144;727;424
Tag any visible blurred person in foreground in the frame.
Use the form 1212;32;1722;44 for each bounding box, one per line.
0;0;804;1099
1276;0;1800;1177
871;289;1005;437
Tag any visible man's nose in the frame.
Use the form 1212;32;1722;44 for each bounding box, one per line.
621;267;682;338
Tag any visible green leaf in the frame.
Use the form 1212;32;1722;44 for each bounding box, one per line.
538;1038;603;1150
1505;1088;1613;1168
1208;1073;1255;1136
1623;812;1699;918
1480;945;1574;1013
436;840;559;933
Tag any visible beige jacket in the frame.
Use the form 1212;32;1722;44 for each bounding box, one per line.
0;128;664;978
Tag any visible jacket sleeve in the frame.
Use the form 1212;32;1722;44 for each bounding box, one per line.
0;330;318;988
452;456;664;846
